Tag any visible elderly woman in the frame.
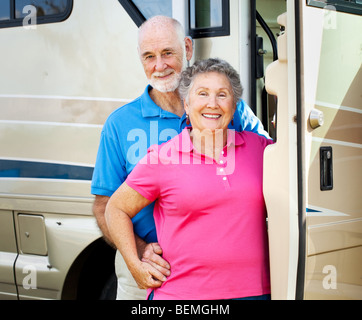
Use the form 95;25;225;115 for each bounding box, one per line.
105;58;272;300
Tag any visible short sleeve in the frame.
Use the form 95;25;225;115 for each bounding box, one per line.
91;125;127;197
126;145;161;203
240;131;274;154
259;135;274;149
253;132;274;151
264;137;274;149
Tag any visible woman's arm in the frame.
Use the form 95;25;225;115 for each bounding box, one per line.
105;182;167;289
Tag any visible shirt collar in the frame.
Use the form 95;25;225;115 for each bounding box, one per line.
175;128;244;153
141;85;181;119
226;129;244;147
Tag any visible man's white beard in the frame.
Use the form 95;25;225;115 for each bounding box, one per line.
149;50;187;93
150;70;182;93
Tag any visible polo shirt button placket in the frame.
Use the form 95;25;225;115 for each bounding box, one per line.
218;157;230;188
221;171;230;188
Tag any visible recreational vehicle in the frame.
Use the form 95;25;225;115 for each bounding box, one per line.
0;0;361;300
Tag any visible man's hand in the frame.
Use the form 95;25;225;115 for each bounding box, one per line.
129;259;166;290
141;243;171;278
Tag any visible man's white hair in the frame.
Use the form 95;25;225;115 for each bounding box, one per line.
138;15;186;49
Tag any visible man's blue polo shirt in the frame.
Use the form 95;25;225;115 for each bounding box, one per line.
91;85;269;243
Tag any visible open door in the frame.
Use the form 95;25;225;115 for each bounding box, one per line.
299;0;362;300
264;0;362;300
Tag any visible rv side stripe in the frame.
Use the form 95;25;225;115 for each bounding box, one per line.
307;205;349;217
315;100;362;115
312;137;362;149
0;94;132;103
0;160;94;181
0;119;103;129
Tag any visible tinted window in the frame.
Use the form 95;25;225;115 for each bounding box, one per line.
307;0;362;15
0;2;10;21
132;0;172;19
15;0;69;18
118;0;230;38
189;0;230;38
0;0;72;28
118;0;173;27
190;0;223;29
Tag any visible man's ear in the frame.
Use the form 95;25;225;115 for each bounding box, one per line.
184;36;193;61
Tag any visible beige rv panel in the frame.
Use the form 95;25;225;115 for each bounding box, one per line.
0;0;146;99
0;0;146;203
13;213;101;300
300;4;362;299
0;0;146;300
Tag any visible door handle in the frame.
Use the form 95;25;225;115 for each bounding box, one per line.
320;146;333;191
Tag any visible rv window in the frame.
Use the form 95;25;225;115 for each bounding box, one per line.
189;0;230;39
15;0;69;18
0;0;73;28
0;2;10;21
132;0;172;19
118;0;173;27
307;0;362;15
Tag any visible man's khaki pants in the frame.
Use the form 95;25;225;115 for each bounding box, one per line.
115;250;147;300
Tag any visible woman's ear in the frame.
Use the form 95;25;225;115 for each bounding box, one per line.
183;99;189;114
184;99;191;125
233;102;237;114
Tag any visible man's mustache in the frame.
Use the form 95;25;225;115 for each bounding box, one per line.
152;70;175;78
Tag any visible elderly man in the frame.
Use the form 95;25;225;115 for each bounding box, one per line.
91;15;269;300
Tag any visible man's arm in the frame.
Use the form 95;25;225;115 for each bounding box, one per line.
93;195;114;246
92;195;170;275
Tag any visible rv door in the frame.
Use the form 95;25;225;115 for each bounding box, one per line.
264;0;362;300
0;211;18;300
298;0;362;300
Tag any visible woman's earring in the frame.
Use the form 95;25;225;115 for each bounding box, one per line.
231;117;234;126
186;114;190;125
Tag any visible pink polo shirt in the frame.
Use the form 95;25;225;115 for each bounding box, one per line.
126;128;272;300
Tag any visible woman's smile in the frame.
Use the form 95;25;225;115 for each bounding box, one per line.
202;113;222;119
